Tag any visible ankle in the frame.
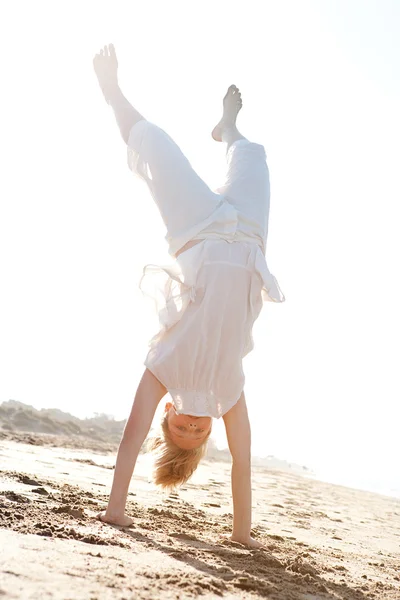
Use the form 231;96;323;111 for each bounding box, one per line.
103;82;121;105
222;126;245;146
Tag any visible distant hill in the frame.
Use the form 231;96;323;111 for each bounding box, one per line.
0;400;311;474
0;399;125;445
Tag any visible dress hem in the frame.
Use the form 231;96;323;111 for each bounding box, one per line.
144;361;242;419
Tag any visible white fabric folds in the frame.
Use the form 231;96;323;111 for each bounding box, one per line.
127;120;285;418
141;240;284;418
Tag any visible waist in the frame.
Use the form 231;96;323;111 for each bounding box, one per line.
175;234;265;259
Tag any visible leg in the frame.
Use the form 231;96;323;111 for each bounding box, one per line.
212;86;270;222
93;44;145;144
127;122;222;244
217;137;270;211
221;125;246;148
98;369;167;526
94;46;221;246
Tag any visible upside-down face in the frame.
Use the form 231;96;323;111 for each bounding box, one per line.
165;402;212;450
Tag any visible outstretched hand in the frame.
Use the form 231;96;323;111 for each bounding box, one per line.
220;534;266;549
231;535;266;549
93;44;119;103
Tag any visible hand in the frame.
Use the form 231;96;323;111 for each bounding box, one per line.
97;510;134;527
231;535;265;549
93;44;119;103
220;534;265;549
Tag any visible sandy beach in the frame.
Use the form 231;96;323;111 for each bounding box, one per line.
1;429;399;600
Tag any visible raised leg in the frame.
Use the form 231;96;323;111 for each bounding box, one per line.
93;45;222;256
93;44;145;143
126;121;222;253
212;86;270;229
97;369;167;526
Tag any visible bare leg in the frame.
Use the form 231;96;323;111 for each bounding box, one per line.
212;85;246;149
97;369;167;526
93;44;145;144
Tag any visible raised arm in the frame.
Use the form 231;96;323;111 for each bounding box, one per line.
223;393;263;548
93;44;144;144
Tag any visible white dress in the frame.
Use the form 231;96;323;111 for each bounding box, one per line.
127;120;285;418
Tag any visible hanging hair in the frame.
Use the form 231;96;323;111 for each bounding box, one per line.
149;413;211;489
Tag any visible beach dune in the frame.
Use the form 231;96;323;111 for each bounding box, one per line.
1;426;399;600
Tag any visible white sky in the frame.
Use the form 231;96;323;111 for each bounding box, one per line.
1;0;399;493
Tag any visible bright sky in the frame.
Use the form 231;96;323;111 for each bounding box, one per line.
1;0;399;494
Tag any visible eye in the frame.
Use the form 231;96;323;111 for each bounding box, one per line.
198;429;205;433
177;426;186;432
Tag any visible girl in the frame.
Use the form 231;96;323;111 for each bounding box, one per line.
93;44;284;548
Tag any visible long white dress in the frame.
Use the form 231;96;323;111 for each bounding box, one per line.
127;120;284;419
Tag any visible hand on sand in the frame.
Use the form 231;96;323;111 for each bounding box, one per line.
231;535;265;549
93;44;119;103
220;534;265;549
97;510;134;528
237;536;265;549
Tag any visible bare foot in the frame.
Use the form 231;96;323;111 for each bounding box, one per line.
97;510;134;527
93;44;119;103
212;85;243;142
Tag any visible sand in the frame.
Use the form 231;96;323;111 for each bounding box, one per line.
0;433;399;600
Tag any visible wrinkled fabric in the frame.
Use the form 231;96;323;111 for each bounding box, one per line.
127;120;284;418
142;240;265;418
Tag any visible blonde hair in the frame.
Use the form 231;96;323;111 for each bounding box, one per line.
149;413;211;489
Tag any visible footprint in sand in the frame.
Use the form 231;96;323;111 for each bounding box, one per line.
169;532;199;541
32;487;49;496
53;505;85;519
3;491;31;504
18;474;42;486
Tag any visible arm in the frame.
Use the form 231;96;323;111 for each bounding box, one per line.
223;393;263;548
102;369;166;523
93;44;144;144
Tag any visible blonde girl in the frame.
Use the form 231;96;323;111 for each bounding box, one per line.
93;44;284;548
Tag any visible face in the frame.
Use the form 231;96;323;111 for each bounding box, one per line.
165;402;212;450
